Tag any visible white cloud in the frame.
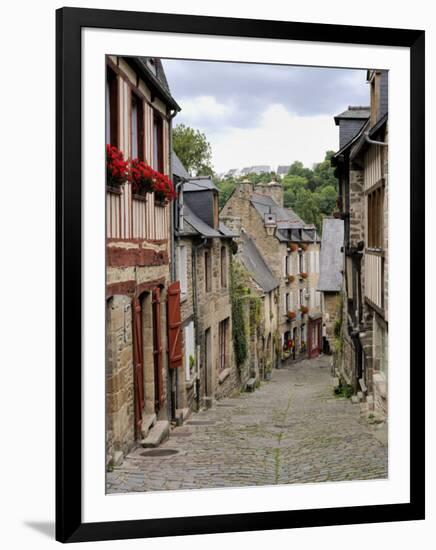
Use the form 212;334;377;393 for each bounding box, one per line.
208;104;338;173
177;95;234;126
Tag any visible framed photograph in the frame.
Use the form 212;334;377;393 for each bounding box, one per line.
56;7;425;543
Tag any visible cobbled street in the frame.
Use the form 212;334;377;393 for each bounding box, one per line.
107;356;387;493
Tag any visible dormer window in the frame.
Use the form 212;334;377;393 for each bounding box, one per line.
146;58;157;76
264;213;277;236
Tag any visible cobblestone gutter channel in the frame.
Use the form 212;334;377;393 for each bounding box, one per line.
107;356;387;493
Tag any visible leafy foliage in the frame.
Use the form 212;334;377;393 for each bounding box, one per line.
230;261;250;367
173;123;214;176
216;151;338;229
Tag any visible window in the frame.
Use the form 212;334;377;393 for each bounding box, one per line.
184;321;195;381
219;318;229;371
130;92;144;160
178;246;188;295
367;186;385;249
285;292;290;312
106;66;118;146
153;112;164;173
285;254;290;276
220;246;227;288
204;250;212;292
299;252;304;273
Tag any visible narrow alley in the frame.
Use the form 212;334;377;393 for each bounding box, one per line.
107;356;388;493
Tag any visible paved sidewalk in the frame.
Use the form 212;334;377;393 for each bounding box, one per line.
107;355;387;493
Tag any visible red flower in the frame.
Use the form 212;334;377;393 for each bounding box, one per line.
106;145;128;188
127;158;176;203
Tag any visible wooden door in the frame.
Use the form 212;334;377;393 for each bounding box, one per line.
152;288;164;412
133;297;144;437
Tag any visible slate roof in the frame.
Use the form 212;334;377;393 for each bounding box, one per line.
250;193;305;228
172;151;190;180
183;177;219;193
334;105;370;124
317;218;344;292
132;57;180;111
239;232;278;293
182;203;222;238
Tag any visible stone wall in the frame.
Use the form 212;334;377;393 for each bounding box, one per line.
106;294;134;467
323;292;341;349
193;238;236;403
106;238;172;464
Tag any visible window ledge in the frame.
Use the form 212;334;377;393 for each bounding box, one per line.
218;368;231;384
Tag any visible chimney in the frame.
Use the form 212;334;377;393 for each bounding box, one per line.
254;180;284;207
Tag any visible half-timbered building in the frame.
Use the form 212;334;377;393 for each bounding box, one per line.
332;70;388;418
105;56;182;467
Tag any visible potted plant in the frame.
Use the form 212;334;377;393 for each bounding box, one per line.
287;275;295;283
300;243;308;251
106;144;128;190
128;158;155;196
289;243;298;252
300;305;309;315
287;311;296;321
300;272;308;279
153;171;177;205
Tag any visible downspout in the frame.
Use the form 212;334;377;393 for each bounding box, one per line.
167;108;178;422
364;132;388;147
192;236;207;408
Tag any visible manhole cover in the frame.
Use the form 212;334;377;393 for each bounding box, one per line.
186;420;216;426
140;449;179;457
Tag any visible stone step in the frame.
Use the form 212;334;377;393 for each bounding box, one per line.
141;420;169;448
141;413;157;439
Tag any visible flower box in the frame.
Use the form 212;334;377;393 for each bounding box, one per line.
106;144;128;188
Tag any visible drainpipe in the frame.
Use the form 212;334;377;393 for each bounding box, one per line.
364;132;388;147
192;236;207;408
167;108;178;422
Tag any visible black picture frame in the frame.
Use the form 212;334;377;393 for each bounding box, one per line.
56;7;425;543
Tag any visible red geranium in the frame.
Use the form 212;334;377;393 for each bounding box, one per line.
106;145;128;188
153;172;177;204
128;159;176;203
128;158;155;195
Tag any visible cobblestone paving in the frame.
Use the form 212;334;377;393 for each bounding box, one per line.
107;356;387;493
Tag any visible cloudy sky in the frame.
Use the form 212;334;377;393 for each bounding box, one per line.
162;59;369;174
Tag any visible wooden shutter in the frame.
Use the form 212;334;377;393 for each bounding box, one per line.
133;297;144;436
167;281;183;369
152;288;164;410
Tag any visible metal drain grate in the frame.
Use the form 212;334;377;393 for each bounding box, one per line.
186;420;216;426
140;449;179;457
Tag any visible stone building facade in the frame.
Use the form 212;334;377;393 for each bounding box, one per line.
221;180;322;365
332;69;388;419
105;56;182;467
232;229;280;383
173;157;238;411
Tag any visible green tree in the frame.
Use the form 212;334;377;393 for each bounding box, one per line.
173;123;214;176
315;185;337;214
217;178;237;209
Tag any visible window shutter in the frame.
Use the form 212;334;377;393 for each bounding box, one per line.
167;281;183;369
